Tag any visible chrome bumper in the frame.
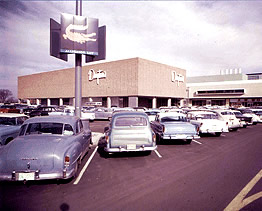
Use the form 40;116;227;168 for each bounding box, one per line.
104;145;157;153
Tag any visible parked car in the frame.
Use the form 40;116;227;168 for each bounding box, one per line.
103;111;157;155
250;109;262;123
238;109;261;125
150;112;200;144
145;110;160;122
93;107;113;120
0;116;92;181
49;106;95;121
187;111;229;136
0;113;28;145
29;106;58;117
231;110;252;128
0;104;20;113
214;110;241;131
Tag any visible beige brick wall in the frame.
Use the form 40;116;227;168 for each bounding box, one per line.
18;57;186;99
137;58;186;98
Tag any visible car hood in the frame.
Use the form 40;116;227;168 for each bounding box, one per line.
1;135;63;172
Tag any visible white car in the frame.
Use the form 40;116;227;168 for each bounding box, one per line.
239;109;261;124
214;110;241;131
187;111;229;136
49;106;95;121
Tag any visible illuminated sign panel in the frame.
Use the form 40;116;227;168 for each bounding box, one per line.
60;13;98;55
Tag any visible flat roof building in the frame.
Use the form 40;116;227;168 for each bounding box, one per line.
187;71;262;107
18;57;187;108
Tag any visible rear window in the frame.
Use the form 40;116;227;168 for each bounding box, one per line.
25;122;63;135
160;116;187;122
114;116;147;127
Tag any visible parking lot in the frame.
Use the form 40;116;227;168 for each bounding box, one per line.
0;120;261;211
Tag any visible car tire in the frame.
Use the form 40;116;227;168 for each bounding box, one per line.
215;132;221;137
5;138;13;145
186;139;192;144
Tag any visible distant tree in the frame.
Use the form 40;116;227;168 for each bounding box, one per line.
0;89;13;103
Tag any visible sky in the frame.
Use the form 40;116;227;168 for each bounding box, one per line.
1;0;262;98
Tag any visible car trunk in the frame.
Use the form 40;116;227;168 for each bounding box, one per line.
5;136;60;172
163;122;196;135
110;126;151;148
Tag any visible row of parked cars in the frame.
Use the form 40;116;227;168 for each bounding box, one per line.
0;104;261;182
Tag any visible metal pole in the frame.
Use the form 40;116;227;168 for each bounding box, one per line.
75;0;82;117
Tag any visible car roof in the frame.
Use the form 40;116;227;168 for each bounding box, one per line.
0;113;28;118
23;115;79;125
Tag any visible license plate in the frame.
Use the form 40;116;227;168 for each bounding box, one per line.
176;135;186;139
127;144;136;150
17;172;35;181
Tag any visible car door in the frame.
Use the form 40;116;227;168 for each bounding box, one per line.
76;120;90;155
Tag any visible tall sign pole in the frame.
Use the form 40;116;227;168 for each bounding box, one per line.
75;0;82;117
50;0;106;117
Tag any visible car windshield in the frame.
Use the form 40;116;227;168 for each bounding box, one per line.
114;116;147;127
0;117;17;125
160;116;187;122
25;122;64;135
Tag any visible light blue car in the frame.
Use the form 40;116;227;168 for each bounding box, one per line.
104;111;157;155
0;115;91;182
0;113;28;145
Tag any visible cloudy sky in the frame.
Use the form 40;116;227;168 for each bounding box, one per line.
1;0;262;98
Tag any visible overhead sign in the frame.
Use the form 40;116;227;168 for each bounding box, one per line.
60;13;98;55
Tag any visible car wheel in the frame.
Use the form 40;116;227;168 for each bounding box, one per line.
186;139;192;144
215;132;221;137
253;122;257;125
5;138;13;145
231;128;238;131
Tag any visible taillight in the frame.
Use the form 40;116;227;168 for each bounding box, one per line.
197;126;200;132
105;135;109;143
162;125;165;133
153;134;156;142
226;122;228;125
64;156;70;166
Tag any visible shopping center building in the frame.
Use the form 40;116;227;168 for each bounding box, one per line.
18;57;187;108
187;71;262;107
18;58;262;108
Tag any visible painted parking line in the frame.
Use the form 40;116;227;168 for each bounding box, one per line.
192;140;202;145
224;169;262;211
73;146;98;185
154;149;162;158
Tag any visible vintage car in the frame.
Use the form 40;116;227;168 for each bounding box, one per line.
104;111;157;154
145;109;160;122
187;111;229;136
150;112;200;144
213;109;241;131
231;110;252;127
93;107;113;120
49;106;95;121
29;106;58;117
0;113;28;145
0;116;92;181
